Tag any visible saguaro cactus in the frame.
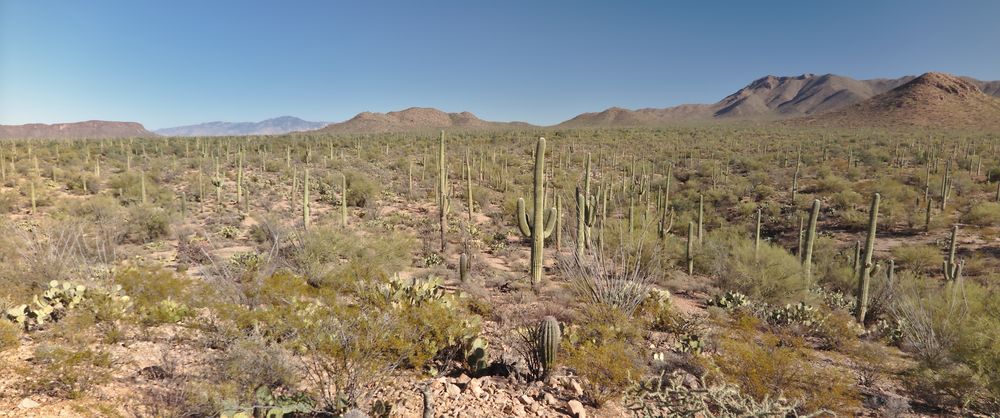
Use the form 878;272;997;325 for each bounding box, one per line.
855;193;880;324
535;316;561;378
657;207;674;239
438;131;450;251
303;168;310;229
697;194;704;245
943;225;963;282
753;208;762;260
686;221;695;275
459;253;470;283
341;173;349;227
517;137;557;287
802;199;820;282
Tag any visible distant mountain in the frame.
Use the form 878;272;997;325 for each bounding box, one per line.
315;107;533;134
156;116;327;137
557;73;1000;128
803;72;1000;129
0;120;155;139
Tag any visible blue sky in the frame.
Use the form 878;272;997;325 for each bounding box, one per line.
2;1;999;129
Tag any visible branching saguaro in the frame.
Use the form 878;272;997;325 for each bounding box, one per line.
516;137;557;287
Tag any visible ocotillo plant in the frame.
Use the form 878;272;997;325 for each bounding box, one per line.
686;221;695;275
855;192;880;324
535;316;560;378
697;194;704;245
302;168;310;229
943;225;962;282
438;131;449;251
753;208;762;260
516;137;557;287
941;160;951;210
575;187;586;259
802;199;821;282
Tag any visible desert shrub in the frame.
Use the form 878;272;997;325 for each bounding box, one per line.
711;331;860;414
904;362;987;411
124;204;171;244
114;264;203;325
343;170;380;207
0;190;20;213
891;244;943;275
962;202;1000;226
217;334;298;402
700;227;806;305
566;337;644;407
292;226;412;289
0;319;20;351
25;345;113;399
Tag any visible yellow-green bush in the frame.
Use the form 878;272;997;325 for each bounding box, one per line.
25;345;113;399
0;319;19;351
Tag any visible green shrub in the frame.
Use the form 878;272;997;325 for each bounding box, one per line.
26;345;113;399
125;204;171;244
891;244;944;275
0;319;19;351
566;338;644;407
963;202;1000;227
700;227;806;305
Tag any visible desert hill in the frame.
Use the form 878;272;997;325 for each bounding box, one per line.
0;120;156;139
802;72;1000;129
315;107;533;134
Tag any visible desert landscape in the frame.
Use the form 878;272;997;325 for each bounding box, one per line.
1;2;998;417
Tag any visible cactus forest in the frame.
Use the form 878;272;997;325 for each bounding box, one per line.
0;126;995;417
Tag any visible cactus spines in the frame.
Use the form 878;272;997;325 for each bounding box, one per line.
536;316;560;377
855;192;880;324
686;221;696;275
802;199;820;282
459;253;470;283
943;225;962;282
516;137;557;287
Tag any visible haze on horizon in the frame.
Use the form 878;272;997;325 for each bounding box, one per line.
2;0;999;130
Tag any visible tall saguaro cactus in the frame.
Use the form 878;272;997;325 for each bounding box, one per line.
302;168;310;229
802;199;821;282
517;137;557;287
855;193;880;324
438;131;450;251
943;225;963;282
686;221;695;275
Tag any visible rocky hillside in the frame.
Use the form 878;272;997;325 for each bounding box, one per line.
803;72;1000;129
557;73;1000;128
155;116;327;137
0;121;156;139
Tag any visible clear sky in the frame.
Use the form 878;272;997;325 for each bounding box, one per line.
2;0;999;129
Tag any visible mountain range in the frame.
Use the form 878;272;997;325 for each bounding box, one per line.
3;72;1000;138
154;116;327;137
0;121;155;139
558;72;1000;127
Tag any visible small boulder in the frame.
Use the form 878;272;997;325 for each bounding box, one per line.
18;398;40;409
